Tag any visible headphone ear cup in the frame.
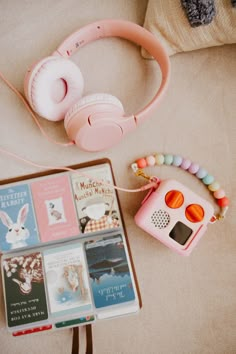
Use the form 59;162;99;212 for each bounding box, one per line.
64;93;126;151
24;56;84;121
64;93;124;126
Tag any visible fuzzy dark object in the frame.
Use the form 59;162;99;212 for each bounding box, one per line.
181;0;216;27
232;0;236;8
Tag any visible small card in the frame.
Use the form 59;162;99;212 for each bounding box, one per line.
43;243;92;317
2;252;48;328
84;234;135;309
71;163;121;233
31;174;80;242
0;183;39;251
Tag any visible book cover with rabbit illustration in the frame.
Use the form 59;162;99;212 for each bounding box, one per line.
84;234;136;309
31;174;80;243
0;183;40;251
71;163;121;234
2;252;48;327
43;243;92;317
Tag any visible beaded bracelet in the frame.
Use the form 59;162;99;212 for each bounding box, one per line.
131;153;229;221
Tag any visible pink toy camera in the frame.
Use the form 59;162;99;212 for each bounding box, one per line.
135;179;215;256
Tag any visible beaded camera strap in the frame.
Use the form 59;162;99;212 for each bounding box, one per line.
131;153;229;221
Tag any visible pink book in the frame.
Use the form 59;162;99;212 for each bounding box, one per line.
31;174;80;242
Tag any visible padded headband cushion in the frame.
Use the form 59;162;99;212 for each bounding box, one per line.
29;57;84;121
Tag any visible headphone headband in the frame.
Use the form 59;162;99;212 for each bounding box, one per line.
53;19;171;124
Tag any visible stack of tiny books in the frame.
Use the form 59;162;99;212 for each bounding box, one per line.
0;159;141;336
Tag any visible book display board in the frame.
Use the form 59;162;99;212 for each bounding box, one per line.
0;159;141;336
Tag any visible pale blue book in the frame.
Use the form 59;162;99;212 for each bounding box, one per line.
0;183;39;251
43;243;93;318
85;234;135;309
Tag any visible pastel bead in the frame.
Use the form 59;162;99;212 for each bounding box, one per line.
213;189;225;199
208;181;220;192
181;159;191;170
172;155;183;167
202;174;214;185
155;153;164;165
164;154;174;165
188;163;200;174
146;155;156;166
136;158;147;169
217;197;229;207
196;168;208;179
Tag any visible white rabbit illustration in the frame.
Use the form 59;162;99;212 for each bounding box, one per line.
0;204;30;249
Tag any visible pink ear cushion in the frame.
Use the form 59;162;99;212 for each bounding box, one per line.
64;93;124;128
26;57;84;121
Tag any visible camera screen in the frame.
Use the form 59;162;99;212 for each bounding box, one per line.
169;221;193;245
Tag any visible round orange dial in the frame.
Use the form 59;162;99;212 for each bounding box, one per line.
165;190;184;209
185;204;204;223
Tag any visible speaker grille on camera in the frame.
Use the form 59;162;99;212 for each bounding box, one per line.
151;209;170;229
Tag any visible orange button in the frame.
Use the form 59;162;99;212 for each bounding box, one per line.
185;204;204;223
165;190;184;209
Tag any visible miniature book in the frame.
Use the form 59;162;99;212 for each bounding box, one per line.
70;163;121;233
43;242;92;317
2;251;48;328
31;174;80;242
0;183;39;251
85;234;136;309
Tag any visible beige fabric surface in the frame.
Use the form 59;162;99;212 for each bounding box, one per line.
143;0;236;56
0;1;236;353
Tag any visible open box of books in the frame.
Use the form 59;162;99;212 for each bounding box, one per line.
0;159;141;336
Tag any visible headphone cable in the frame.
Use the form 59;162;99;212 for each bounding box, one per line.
0;145;158;193
0;70;74;147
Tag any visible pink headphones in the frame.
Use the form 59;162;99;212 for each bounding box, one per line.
24;19;170;152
